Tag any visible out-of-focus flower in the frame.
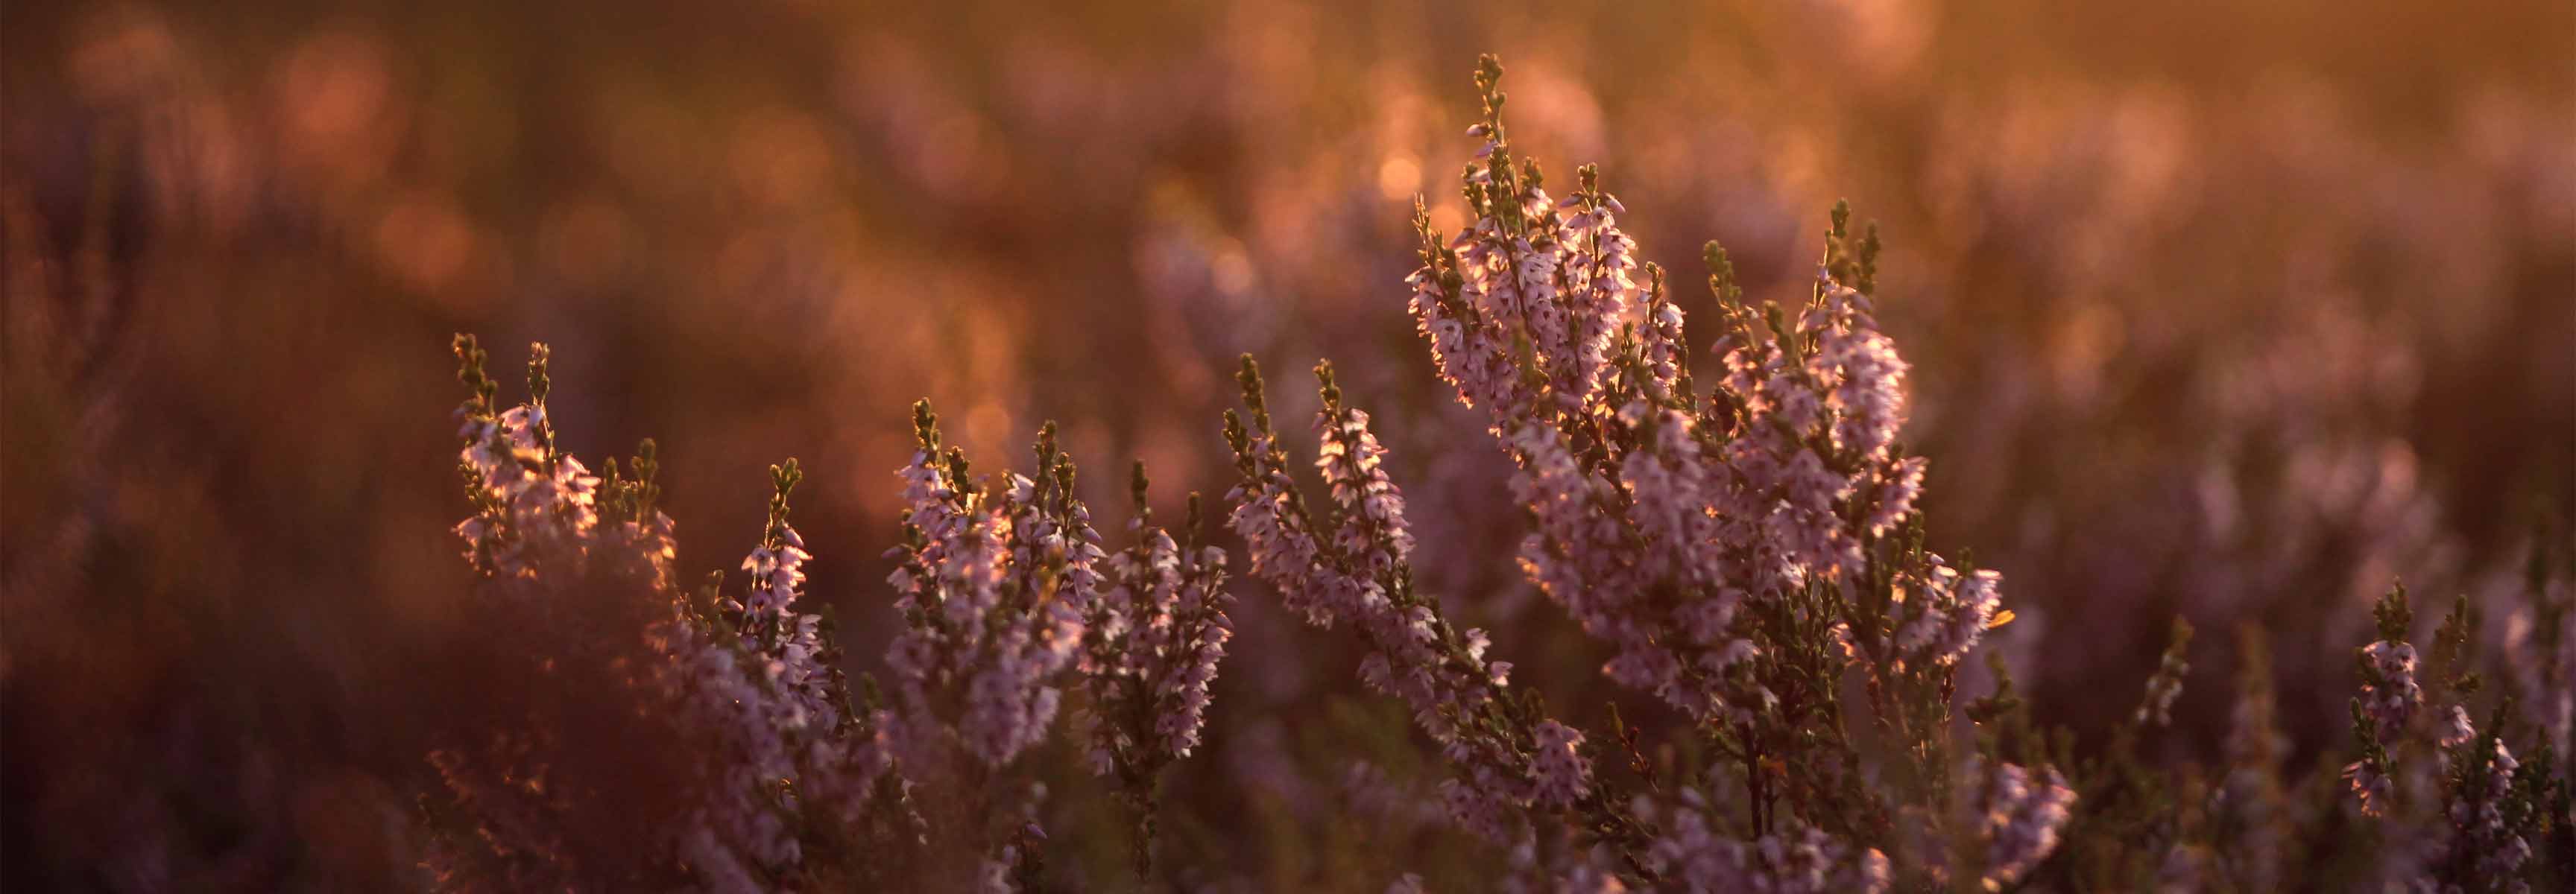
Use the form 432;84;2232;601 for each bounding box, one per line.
2358;639;2422;741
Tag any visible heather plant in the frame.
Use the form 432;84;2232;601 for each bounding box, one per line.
405;55;2576;894
1215;56;2059;890
1080;463;1235;875
428;340;1243;890
10;4;2571;890
2333;580;2569;893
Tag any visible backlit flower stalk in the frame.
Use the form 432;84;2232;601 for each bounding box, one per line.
1403;66;1991;778
2337;582;2556;893
1083;461;1234;875
1222;355;1640;857
2444;729;2533;888
884;403;1087;771
1961;759;2079;889
2346;585;2423;817
452;340;604;580
1635;790;1891;893
434;338;893;890
1228;55;2065;889
2135;618;2194;728
877;402;1092;884
880;401;1235;887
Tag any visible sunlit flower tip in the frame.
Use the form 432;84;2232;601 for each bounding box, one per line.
2342;759;2392;816
2364;640;2417;675
2438;704;2475;747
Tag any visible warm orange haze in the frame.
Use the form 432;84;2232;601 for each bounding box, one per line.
3;1;2571;890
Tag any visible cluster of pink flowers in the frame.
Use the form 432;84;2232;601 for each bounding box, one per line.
1972;760;2079;887
718;465;860;746
880;402;1245;881
2343;589;2427;820
1413;139;1772;723
437;343;1252;890
1081;460;1234;878
1398;61;1993;749
2358;638;2424;741
452;402;606;580
1223;356;1603;849
1219;56;2071;887
1882;557;2004;670
2449;738;2533;887
655;623;818;886
1703;276;1925;584
1084;472;1233;774
2331;583;2559;892
2343;753;2397;820
1635;790;1890;893
2134;621;2194;727
882;407;1088;770
436;337;892;890
736;532;809;618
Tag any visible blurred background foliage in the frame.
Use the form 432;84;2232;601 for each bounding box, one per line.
4;0;2571;888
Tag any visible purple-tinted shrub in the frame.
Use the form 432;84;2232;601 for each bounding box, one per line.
417;57;2571;893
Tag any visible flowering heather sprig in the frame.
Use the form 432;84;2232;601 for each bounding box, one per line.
1222;355;1635;857
735;465;813;620
451;336;605;580
446;337;669;603
2343;735;2399;820
1083;461;1234;875
1316;363;1416;575
1973;759;2080;887
2334;577;2562;893
432;338;906;890
2346;584;2423;817
2360;584;2427;741
1404;200;1525;422
878;400;1237;884
1407;65;1990;746
2439;703;2479;749
1087;466;1232;768
703;463;845;736
657;627;815;883
1230;54;2044;889
1556;162;1642;410
1635;266;1688;397
1635;790;1890;893
2443;724;2534;888
883;401;1086;770
657;495;883;884
1018;421;1110;623
1882;556;2006;670
2369;580;2569;893
2134;618;2194;727
1909;757;2077;890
